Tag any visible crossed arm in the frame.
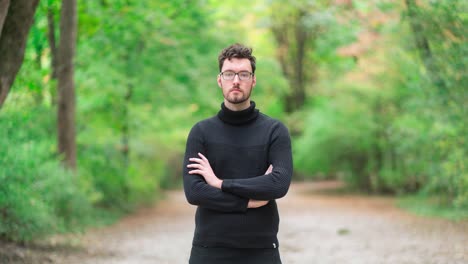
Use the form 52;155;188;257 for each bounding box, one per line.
187;152;272;208
183;122;292;212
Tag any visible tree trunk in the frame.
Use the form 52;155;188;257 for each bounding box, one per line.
121;84;133;170
289;10;308;112
0;0;10;34
271;7;311;113
57;0;77;170
405;0;447;92
47;3;58;105
47;6;58;80
0;0;40;108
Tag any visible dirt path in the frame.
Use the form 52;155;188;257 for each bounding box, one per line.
2;182;467;264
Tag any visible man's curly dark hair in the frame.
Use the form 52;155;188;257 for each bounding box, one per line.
218;43;256;74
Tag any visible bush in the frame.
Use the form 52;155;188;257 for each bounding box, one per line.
0;108;92;241
294;95;376;188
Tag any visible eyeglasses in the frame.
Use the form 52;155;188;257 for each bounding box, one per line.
219;71;253;81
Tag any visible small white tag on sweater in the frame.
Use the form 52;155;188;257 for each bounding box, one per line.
273;243;276;248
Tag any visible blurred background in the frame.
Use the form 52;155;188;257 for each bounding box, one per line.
0;0;466;242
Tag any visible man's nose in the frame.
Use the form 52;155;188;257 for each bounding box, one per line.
233;74;240;84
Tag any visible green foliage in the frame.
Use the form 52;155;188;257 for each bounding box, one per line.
293;0;467;211
294;96;373;181
2;0;290;242
3;0;465;243
400;0;467;208
0;108;92;241
398;195;468;221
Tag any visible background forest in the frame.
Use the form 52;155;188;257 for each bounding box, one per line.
0;0;466;242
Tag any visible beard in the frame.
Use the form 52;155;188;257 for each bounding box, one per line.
223;84;253;105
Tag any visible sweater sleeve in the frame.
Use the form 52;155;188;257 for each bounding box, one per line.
221;122;293;200
183;123;249;213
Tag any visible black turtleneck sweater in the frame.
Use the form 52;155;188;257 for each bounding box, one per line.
183;101;293;249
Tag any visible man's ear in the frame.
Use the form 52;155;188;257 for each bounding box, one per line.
217;75;222;88
252;75;257;88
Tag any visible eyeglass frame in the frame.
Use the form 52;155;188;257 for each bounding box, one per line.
219;70;254;81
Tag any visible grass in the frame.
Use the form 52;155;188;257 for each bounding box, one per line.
397;195;468;221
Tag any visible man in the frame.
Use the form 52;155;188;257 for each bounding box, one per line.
183;43;293;264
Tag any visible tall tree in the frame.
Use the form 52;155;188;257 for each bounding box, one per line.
0;0;9;33
47;0;59;104
270;0;330;112
47;1;58;80
0;0;40;108
404;0;447;93
57;0;77;170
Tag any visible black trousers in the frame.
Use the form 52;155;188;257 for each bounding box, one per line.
189;246;282;264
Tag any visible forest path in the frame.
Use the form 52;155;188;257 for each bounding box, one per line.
3;182;467;264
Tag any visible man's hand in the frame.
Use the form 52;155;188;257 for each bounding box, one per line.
188;156;274;207
248;199;269;208
248;165;273;208
187;153;223;189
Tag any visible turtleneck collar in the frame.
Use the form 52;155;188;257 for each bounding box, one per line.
217;101;259;125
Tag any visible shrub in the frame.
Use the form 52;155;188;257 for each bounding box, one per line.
0;109;92;241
